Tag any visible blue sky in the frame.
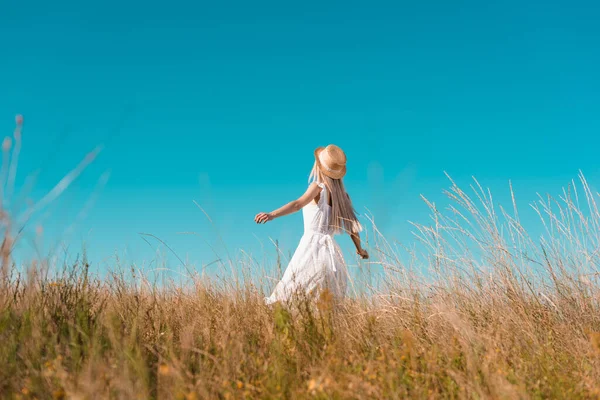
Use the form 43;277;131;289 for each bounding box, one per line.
1;0;599;281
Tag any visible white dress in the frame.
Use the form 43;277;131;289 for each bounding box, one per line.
265;182;347;305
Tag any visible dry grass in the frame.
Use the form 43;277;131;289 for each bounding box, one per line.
2;176;600;399
1;116;600;398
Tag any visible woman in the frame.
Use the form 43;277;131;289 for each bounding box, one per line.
255;144;369;305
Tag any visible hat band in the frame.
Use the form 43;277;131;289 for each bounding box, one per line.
319;152;342;174
322;164;342;174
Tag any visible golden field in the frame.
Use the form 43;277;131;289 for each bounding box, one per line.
2;174;600;399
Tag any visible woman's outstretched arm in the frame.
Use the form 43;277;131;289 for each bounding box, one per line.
254;183;322;224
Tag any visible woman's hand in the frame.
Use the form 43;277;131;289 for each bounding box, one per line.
357;248;369;259
254;212;273;224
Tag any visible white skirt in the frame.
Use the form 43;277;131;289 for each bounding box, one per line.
265;231;347;305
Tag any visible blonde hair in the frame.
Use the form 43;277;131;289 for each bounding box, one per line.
309;162;362;234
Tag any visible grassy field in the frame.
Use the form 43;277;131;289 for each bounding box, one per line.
2;174;600;399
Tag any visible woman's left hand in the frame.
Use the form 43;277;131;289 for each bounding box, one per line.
254;212;273;224
357;248;369;259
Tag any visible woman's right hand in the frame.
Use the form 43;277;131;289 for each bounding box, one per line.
254;212;273;224
357;248;369;259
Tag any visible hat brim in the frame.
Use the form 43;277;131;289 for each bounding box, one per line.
314;147;346;179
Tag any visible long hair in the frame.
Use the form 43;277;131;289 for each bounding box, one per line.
309;162;362;234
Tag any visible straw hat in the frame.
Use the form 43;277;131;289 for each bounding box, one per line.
314;144;347;179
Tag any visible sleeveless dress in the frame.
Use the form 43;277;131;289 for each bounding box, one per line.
265;183;348;305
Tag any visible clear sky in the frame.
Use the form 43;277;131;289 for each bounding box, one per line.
1;0;599;282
